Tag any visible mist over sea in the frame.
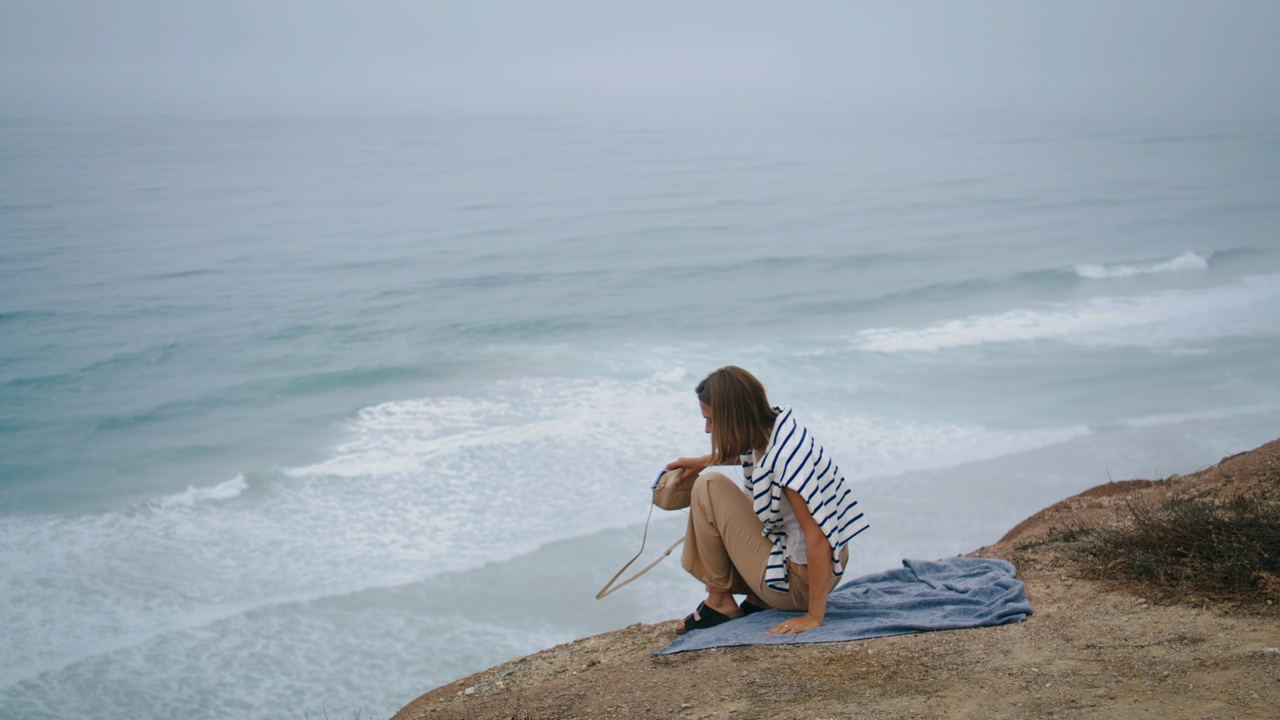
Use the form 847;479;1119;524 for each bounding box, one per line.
2;110;1278;719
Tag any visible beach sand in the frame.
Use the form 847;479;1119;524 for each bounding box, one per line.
394;439;1280;719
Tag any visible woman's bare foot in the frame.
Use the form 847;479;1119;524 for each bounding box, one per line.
701;589;741;617
678;590;744;634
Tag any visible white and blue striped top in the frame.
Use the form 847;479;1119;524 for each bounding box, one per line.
742;406;869;593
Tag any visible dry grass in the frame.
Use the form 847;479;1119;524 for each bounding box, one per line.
1078;488;1280;605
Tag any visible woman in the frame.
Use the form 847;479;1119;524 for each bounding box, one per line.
666;366;868;635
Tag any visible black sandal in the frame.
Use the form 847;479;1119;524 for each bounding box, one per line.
677;601;740;634
739;599;768;616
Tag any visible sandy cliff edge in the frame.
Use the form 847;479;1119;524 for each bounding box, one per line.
394;439;1280;720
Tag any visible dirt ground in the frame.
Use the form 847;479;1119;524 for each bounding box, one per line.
393;440;1280;720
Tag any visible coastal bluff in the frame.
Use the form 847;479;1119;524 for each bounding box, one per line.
394;440;1280;720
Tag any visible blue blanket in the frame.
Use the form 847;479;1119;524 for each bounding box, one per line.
656;557;1031;655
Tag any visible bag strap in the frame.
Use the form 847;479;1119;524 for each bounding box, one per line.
595;502;685;599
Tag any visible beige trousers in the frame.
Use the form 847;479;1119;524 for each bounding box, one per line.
680;471;841;612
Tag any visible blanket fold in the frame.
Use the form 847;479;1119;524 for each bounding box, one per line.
656;557;1032;655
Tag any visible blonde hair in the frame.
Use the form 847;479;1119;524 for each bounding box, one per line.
696;366;778;464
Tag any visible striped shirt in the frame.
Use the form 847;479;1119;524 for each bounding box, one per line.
742;406;869;593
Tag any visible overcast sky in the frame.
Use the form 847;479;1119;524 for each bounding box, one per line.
2;1;1277;117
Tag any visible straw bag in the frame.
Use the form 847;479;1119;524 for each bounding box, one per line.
651;468;692;511
595;469;691;599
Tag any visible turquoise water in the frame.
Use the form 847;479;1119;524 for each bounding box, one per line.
2;111;1279;719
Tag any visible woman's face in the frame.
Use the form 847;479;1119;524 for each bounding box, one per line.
700;401;712;435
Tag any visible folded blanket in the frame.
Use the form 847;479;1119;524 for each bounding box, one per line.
656;557;1031;655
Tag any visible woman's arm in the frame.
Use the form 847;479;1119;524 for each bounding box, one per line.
765;487;833;635
665;454;712;483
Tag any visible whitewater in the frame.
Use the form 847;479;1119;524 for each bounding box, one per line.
2;111;1278;719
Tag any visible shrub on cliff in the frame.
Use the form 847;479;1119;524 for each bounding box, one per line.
1082;488;1280;606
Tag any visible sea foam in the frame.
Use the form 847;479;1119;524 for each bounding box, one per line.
856;274;1280;353
155;474;248;508
1074;251;1209;279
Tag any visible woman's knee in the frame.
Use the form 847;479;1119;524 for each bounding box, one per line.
691;471;734;501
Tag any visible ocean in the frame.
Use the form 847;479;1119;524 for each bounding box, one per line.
2;110;1278;719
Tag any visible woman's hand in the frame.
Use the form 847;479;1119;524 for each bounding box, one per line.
765;614;822;635
665;455;711;483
